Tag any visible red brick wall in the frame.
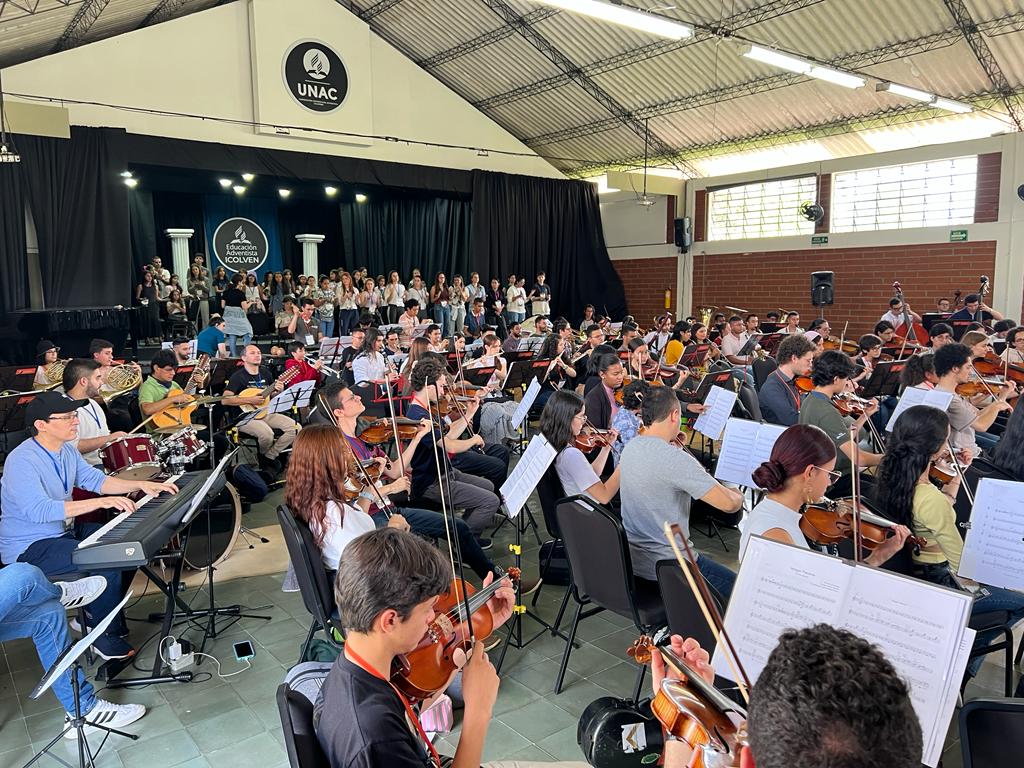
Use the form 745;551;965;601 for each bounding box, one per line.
692;242;996;337
975;152;1001;223
613;256;678;322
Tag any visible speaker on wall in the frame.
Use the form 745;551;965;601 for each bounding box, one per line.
811;271;834;306
674;217;691;252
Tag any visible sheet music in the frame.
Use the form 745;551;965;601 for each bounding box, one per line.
885;386;953;431
714;418;785;488
929;630;974;768
511;378;542;430
714;537;972;768
499;435;557;520
958;478;1024;590
693;385;736;441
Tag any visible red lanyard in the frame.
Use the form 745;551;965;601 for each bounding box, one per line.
775;370;802;413
345;646;441;768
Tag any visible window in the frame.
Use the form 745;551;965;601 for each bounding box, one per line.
831;156;977;233
707;176;818;241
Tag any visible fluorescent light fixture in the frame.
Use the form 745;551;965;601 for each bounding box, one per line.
241;172;255;182
808;66;864;89
537;0;691;40
876;82;934;102
355;193;368;203
278;188;291;198
218;178;233;188
119;170;133;178
932;97;973;114
123;177;138;188
325;185;338;197
742;45;810;74
232;185;246;195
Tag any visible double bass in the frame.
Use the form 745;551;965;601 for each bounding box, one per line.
892;281;930;346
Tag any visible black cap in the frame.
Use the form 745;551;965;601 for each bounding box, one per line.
36;339;58;358
26;391;88;426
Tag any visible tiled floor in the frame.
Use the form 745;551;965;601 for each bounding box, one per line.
1;488;1017;767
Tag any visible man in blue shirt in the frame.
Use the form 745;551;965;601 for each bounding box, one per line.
0;391;178;659
196;314;227;358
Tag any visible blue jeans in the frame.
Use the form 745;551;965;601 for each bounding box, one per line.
0;563;96;716
320;317;335;338
338;309;359;336
372;508;495;579
976;430;1000;452
226;332;251;357
731;366;755;388
433;304;452;338
697;552;736;605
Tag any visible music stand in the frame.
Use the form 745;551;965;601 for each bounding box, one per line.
858;360;906;399
0;364;40;394
759;322;781;334
679;344;711;369
757;332;784;357
462;364;497;388
950;319;974;341
693;370;735;402
270;380;316;416
0;390;38;448
737;334;762;359
25;593;138;768
921;312;950;333
502;359;549;394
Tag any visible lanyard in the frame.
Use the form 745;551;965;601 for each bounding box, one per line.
345;646;441;768
32;438;70;495
775;370;802;413
84;401;102;429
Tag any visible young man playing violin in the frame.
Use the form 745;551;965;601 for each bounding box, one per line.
315;528;586;768
933;343;1016;457
757;334;816;427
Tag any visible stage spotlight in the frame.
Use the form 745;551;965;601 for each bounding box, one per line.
278;188;291;199
355;193;368;203
124;177;138;188
218;178;232;188
233;185;246;195
242;172;255;182
325;185;338;197
120;170;133;178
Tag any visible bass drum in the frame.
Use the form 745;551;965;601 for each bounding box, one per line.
182;482;242;570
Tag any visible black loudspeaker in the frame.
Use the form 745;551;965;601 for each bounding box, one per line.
811;271;834;306
1017;184;1024;201
673;217;691;252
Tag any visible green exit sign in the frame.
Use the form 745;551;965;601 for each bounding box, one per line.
950;229;968;242
811;235;829;245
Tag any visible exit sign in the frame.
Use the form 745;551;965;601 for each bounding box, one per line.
811;235;829;245
950;229;968;242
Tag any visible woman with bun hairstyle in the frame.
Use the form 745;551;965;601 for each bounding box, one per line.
741;424;910;568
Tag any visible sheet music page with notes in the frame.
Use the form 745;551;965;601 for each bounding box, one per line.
499;435;556;520
958;478;1024;591
713;536;972;767
693;385;737;441
885;386;953;431
713;418;785;488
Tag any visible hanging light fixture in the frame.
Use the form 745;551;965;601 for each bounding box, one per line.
535;0;691;40
0;69;22;164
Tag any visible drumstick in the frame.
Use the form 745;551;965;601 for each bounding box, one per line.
129;411;159;434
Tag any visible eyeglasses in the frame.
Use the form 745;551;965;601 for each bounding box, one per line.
812;466;842;486
48;413;79;422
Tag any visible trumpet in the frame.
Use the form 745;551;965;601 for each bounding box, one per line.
100;364;142;403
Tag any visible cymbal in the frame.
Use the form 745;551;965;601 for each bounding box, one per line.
152;426;187;435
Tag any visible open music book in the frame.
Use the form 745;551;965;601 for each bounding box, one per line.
885;386;953;431
499;435;556;520
713;418;785;488
693;385;736;441
713;536;973;767
958;478;1024;591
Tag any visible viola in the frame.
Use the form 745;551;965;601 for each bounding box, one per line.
955;378;1017;402
628;636;746;767
799;497;925;552
822;336;858;355
359;417;423;445
929;458;958;485
391;568;519;701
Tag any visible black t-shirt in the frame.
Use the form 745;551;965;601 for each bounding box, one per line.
405;402;445;498
225;366;274;415
223;287;246;308
315;655;432;768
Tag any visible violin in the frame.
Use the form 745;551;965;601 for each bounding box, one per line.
794;375;814;393
391;568;519;701
929;456;959;485
831;392;875;417
974;354;1024;386
359;417;423;444
575;427;613;451
955;378;1017;402
341;460;384;502
628;636;747;768
799;497;925;552
822;336;858;355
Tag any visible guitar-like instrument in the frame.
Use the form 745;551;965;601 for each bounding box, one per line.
236;365;302;419
151;354;211;429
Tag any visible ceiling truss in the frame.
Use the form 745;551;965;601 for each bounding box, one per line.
52;0;107;51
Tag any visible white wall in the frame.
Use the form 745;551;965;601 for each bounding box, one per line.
1;0;561;179
601;193;677;261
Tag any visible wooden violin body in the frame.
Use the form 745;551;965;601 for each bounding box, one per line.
575;427;613;451
359;417;422;444
800;497;925;551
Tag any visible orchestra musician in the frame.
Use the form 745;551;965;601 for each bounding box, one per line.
578;303;596;332
758;334;816;427
540;390;620;505
582;352;624;430
933;343;1015;456
661;321;692;367
611;321;639;350
874;320;897;345
948;292;1003;325
879;295;922;327
33;340;60;390
137;349;192;432
398;298;421;346
0;392;178;660
744;312;760;335
535;334;577;411
936;296;952;313
643;314;672;358
719;314;755;386
351;328;397;386
610;379;649;465
1002;325;1024;365
779;311;803;335
63;359;126;466
929;322;954;349
170;336;194;366
807;318;830;338
284;341;324;386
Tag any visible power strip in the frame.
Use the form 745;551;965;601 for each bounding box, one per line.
166;638;195;672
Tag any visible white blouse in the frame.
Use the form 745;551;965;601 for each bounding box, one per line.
739;497;808;560
309;500;377;570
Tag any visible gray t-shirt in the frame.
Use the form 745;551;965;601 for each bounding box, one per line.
619;435;717;580
945;393;979;454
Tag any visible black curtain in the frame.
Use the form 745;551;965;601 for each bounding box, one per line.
150;191;206;269
470;171;625;323
18;127;131;308
0;163;29;318
341;197;471;282
128;189;156;282
277;199;345;274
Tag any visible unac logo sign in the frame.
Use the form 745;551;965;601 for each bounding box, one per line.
283;40;348;113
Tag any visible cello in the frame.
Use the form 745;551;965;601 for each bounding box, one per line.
892;281;930;346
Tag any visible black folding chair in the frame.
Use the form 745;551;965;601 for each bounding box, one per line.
959;697;1024;768
530;467;570;616
276;506;344;663
554;495;666;697
277;681;329;768
655;558;725;655
966;610;1016;697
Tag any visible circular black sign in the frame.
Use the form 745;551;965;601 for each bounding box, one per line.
212;218;269;273
283;40;348;113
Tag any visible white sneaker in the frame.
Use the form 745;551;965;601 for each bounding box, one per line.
64;698;146;739
57;576;107;611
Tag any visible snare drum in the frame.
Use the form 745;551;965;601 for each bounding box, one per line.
100;435;161;480
158;427;207;465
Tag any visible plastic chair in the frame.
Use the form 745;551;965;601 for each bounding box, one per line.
959;697;1024;768
655;558;725;656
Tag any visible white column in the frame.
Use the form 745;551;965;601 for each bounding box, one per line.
295;234;326;277
165;228;195;286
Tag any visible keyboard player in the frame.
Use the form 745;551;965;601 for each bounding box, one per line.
0;392;178;660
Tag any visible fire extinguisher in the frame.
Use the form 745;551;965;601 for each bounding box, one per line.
664;288;671;310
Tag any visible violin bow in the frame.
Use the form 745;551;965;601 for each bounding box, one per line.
944;439;975;508
663;522;752;705
383;368;407;478
849;425;863;562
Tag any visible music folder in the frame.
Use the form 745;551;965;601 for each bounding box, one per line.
858;359;906;399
